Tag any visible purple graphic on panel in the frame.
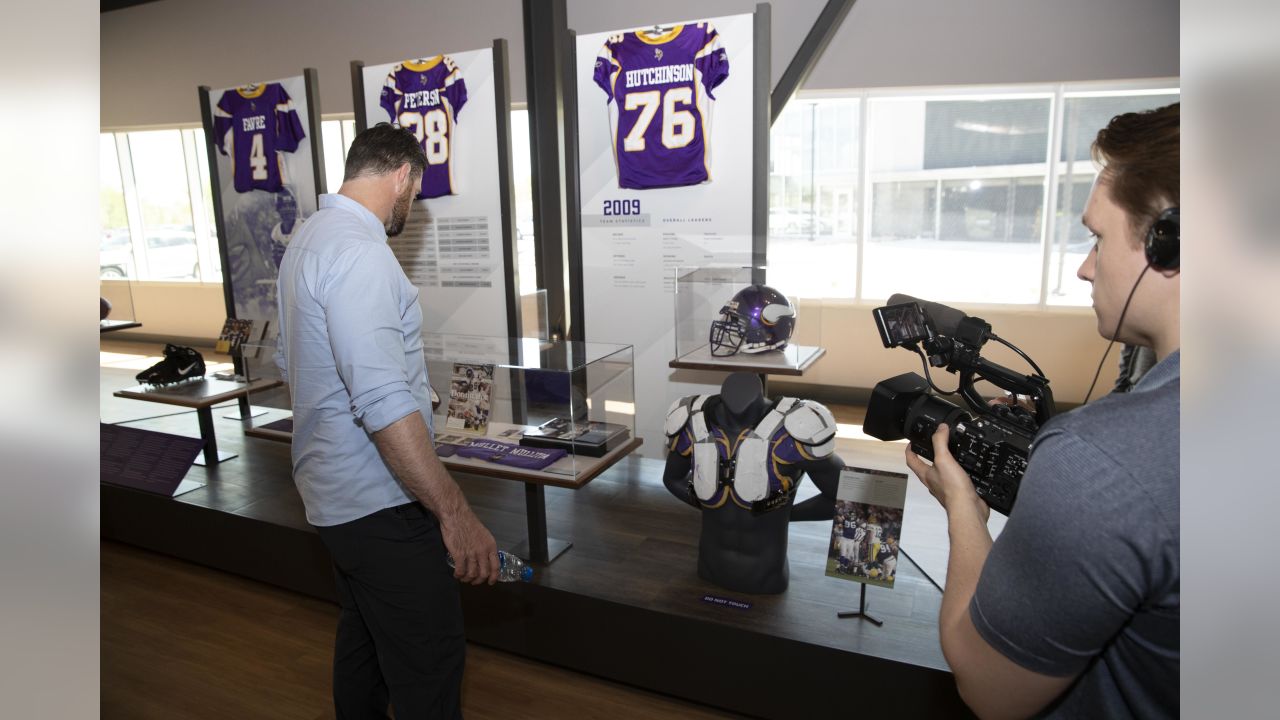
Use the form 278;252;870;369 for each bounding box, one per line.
214;83;306;193
593;23;729;190
380;56;469;199
455;439;566;471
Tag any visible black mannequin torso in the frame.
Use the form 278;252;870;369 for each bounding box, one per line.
663;373;842;594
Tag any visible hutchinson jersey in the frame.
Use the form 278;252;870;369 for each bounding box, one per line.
380;56;468;199
593;23;729;190
214;84;306;194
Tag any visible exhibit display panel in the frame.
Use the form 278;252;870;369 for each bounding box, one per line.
354;43;521;339
423;335;639;485
199;71;324;347
672;265;825;374
576;12;762;459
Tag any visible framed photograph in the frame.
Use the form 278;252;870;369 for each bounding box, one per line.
214;318;254;354
445;362;495;435
825;467;908;589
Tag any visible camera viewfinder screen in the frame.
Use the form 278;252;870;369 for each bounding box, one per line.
876;303;929;347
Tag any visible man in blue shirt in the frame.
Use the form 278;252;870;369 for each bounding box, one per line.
906;104;1180;717
275;124;498;719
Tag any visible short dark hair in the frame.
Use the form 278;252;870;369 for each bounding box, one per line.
1092;103;1179;241
343;123;426;182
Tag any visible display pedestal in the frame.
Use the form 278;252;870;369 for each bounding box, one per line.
113;377;284;466
837;583;883;627
441;435;643;565
669;344;826;375
512;536;573;565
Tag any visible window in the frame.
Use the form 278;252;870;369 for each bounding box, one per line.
1045;90;1180;306
320;119;358;194
768;99;860;298
766;82;1178;307
865;95;1051;304
99;135;132;280
99;128;221;283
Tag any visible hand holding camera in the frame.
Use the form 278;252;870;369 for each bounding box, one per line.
864;295;1055;515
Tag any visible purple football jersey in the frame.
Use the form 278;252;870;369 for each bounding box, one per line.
380;56;468;199
593;23;729;190
214;84;306;194
455;439;566;471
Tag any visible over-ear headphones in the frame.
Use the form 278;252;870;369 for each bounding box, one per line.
1145;207;1179;271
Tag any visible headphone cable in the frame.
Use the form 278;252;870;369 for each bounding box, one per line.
1082;264;1151;404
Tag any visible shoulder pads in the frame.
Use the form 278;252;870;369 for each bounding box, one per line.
664;396;696;437
783;399;837;448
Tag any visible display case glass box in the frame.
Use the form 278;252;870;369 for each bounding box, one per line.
672;266;825;375
423;335;638;485
242;335;639;485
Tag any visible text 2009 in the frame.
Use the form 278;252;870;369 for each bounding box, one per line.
603;199;642;216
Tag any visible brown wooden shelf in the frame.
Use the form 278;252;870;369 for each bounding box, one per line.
441;437;644;490
114;377;285;409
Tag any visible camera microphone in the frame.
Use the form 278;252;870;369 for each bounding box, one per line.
887;294;969;338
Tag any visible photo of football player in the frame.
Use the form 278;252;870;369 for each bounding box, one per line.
826;500;904;588
445;363;495;434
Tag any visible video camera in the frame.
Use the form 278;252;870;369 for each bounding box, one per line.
864;295;1055;515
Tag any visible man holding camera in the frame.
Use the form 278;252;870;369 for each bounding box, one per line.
906;104;1179;718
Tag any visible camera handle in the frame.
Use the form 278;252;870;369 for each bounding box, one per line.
956;361;1055;425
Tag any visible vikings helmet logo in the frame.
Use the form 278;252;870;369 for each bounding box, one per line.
655;48;664;61
709;285;798;357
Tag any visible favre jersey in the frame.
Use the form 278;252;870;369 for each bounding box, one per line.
380;56;468;199
593;23;729;190
214;84;306;194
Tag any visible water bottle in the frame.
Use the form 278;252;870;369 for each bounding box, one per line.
446;550;534;582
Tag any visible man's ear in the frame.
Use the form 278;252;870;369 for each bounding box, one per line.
394;162;412;191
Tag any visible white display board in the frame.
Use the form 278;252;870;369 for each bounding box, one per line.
576;14;756;458
360;48;509;337
206;74;319;341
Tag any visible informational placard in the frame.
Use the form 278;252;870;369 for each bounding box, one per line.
576;14;756;458
203;74;320;342
826;467;908;589
100;424;205;497
359;48;510;336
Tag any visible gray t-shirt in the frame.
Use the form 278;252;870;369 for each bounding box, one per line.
971;351;1179;718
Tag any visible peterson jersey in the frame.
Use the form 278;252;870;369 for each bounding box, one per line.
214;84;306;194
380;56;468;199
593;23;729;190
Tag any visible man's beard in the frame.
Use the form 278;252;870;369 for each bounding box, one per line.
385;179;418;237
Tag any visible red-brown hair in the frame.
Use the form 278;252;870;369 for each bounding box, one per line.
1092;102;1180;241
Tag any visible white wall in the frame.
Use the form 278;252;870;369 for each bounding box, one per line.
101;280;226;340
100;0;1178;127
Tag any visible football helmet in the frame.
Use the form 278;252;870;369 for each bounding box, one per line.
708;284;797;356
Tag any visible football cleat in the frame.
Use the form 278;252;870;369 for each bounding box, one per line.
136;344;206;386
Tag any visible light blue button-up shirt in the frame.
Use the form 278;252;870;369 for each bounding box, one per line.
275;193;433;526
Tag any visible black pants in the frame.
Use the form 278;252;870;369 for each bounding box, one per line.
315;502;464;719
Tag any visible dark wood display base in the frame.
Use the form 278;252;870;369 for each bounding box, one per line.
100;401;969;718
